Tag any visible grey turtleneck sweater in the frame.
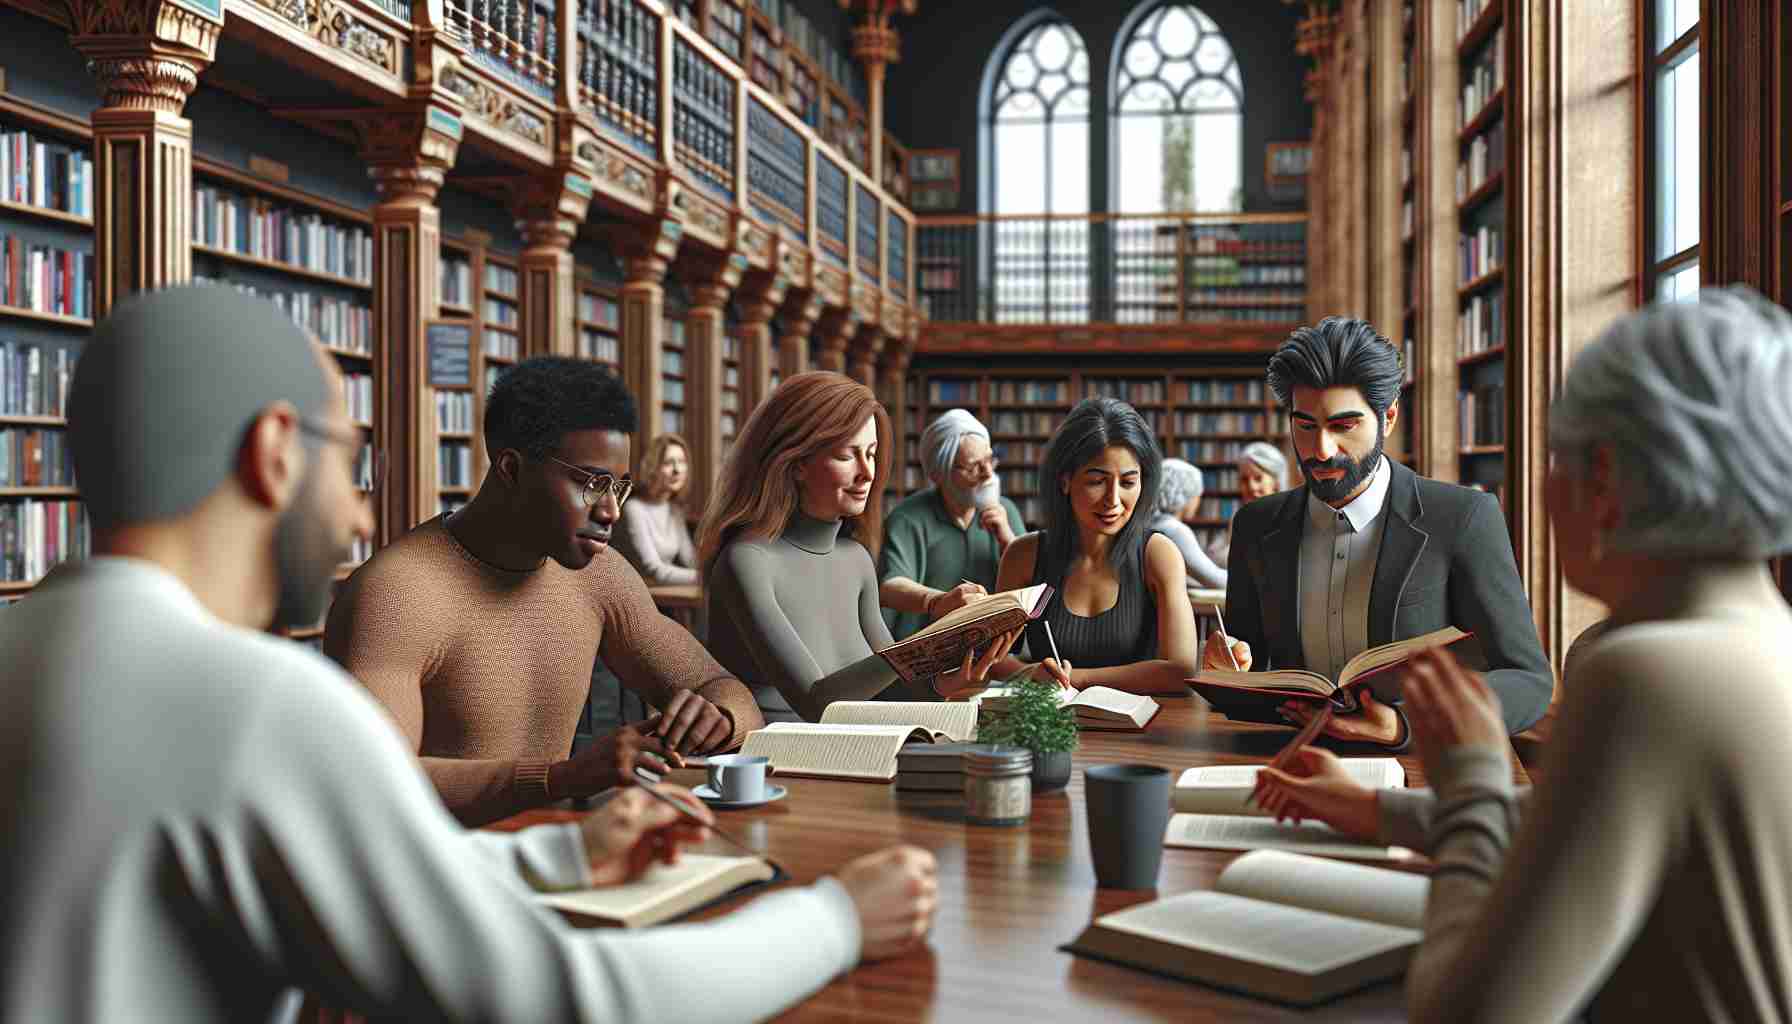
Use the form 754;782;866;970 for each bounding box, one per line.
704;512;907;722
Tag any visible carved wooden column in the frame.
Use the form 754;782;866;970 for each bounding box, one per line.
735;269;788;417
69;1;221;316
878;342;911;481
847;323;884;387
813;307;855;374
778;292;821;381
514;173;592;357
615;220;682;444
681;248;746;511
842;1;915;182
359;105;464;542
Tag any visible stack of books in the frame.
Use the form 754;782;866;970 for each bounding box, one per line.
894;742;983;793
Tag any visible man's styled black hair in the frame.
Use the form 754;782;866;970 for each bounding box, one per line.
1040;397;1164;571
483;356;639;461
1265;316;1404;417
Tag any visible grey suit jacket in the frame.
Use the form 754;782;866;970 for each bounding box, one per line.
1222;459;1553;734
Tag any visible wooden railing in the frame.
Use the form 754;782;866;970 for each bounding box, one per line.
446;0;560;95
915;212;1308;326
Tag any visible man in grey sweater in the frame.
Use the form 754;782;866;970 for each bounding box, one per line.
0;287;937;1022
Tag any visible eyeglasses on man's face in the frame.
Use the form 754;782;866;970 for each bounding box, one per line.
546;454;634;508
953;454;999;479
299;418;384;495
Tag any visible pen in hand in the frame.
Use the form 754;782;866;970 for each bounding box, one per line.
631;766;763;861
1211;603;1242;671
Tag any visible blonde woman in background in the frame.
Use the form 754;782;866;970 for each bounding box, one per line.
614;432;699;585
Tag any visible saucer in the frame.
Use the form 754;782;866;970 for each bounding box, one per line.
692;783;788;809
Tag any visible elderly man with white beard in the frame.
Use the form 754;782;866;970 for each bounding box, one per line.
878;408;1027;642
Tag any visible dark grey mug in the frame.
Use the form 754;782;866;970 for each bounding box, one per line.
1084;763;1171;889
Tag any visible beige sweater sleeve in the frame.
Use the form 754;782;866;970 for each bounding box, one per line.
1403;639;1687;1023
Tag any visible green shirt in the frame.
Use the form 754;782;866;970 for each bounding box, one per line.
879;486;1025;641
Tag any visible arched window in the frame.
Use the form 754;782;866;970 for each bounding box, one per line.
1114;4;1243;213
981;16;1091;321
985;17;1090;216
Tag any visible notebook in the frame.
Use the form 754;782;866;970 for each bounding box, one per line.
536;854;779;929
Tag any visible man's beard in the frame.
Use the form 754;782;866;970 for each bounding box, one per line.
1301;422;1386;504
949;474;1001;510
270;466;349;630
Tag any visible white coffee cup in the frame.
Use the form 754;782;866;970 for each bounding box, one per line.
707;754;771;802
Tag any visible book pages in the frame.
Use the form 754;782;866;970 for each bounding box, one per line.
820;700;979;741
1095;891;1420;975
740;723;924;780
1173;757;1407;815
536;854;772;928
1163;813;1416;862
1216;850;1429;931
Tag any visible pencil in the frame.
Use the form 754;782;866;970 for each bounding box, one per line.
1211;603;1242;671
632;766;763;861
1042;619;1064;668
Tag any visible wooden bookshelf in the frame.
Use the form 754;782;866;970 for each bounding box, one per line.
0;94;93;594
1452;0;1512;504
721;321;742;456
902;363;1280;544
1398;0;1422;473
576;281;623;373
661;311;688;437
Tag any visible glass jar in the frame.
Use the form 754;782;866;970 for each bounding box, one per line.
964;745;1032;826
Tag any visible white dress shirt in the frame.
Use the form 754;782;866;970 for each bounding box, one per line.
0;557;859;1022
1297;455;1393;678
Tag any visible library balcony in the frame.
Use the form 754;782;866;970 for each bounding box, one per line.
913;212;1307;354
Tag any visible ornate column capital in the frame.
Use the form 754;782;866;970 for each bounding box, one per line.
839;0;917;63
610;219;684;286
354;103;465;203
69;0;222;114
513;170;594;250
682;248;749;311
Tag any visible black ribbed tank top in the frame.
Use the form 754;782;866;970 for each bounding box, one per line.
1025;530;1157;670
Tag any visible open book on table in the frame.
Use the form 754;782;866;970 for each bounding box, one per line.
537;854;779;929
1173;758;1405;816
1065;849;1428;1006
976;683;1161;731
818;700;979;741
1189;626;1482;723
1164;812;1414;862
876;583;1053;684
738;722;947;782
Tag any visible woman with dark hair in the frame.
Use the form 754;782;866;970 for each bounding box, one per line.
698;371;1018;722
992;397;1200;695
613;432;698;585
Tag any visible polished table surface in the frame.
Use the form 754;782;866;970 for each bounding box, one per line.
500;700;1530;1022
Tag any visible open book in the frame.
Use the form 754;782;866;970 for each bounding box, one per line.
1173;758;1405;816
819;700;979;741
537;854;776;929
738;722;939;782
1189;627;1482;723
1164;813;1414;862
1065;850;1428;1006
876;583;1053;683
977;684;1161;731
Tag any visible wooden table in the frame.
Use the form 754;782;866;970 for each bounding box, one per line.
648;583;703;636
500;701;1530;1022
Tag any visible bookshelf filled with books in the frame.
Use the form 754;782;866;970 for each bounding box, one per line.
187;158;379;579
1453;0;1510;506
661;310;689;437
576;281;623;372
721;320;742;456
0;95;95;593
902;364;1282;543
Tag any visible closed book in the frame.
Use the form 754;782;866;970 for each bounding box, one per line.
1065;851;1426;1006
896;740;984;771
894;769;966;793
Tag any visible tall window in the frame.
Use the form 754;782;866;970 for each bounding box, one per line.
1114;4;1243;213
987;18;1091;216
1646;0;1698;300
984;18;1091;321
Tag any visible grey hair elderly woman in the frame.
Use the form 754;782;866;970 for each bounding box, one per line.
1210;441;1289;567
1148;458;1227;588
1251;287;1792;1022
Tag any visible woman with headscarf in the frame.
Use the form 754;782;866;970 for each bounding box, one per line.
1252;288;1792;1021
1148;458;1227;588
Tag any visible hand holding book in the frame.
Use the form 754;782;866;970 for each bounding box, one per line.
932;626;1023;699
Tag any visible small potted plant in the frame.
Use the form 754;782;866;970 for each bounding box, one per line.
977;673;1078;792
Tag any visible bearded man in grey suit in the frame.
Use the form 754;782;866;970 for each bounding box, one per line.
1203;316;1552;749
